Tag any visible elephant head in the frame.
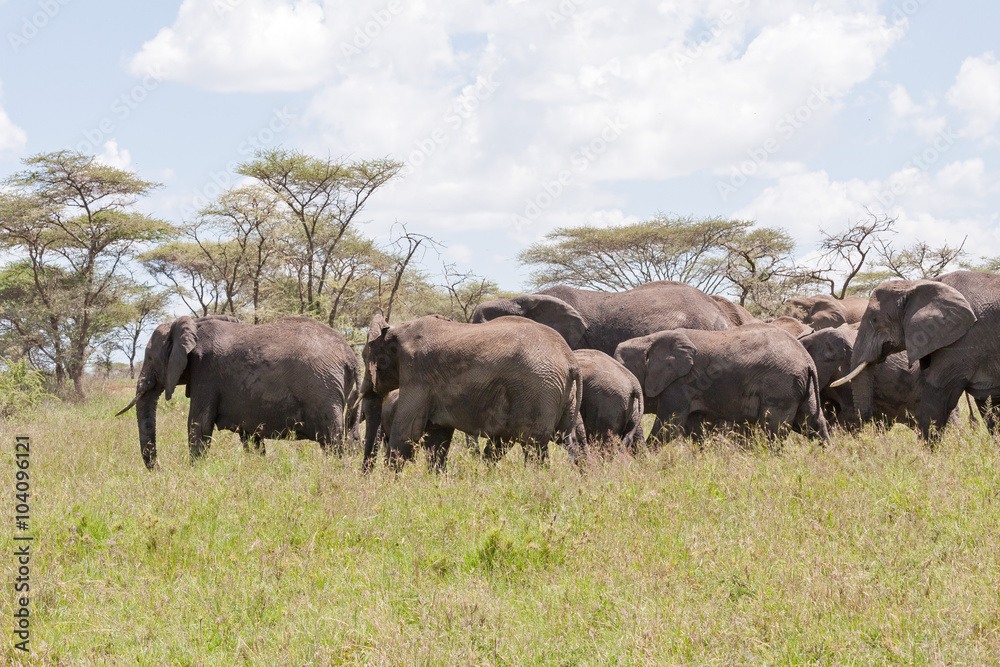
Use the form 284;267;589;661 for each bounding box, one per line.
471;294;587;347
787;295;854;329
359;313;391;472
615;331;697;398
360;314;390;394
115;316;199;470
833;279;976;388
116;314;240;469
769;316;813;339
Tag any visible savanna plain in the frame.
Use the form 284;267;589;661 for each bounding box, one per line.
3;380;1000;665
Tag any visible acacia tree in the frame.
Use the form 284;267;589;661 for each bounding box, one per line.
0;152;170;397
877;237;967;280
141;242;226;317
110;285;171;377
518;215;753;292
237;149;402;315
194;185;285;323
720;227;797;309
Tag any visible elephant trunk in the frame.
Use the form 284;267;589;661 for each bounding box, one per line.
851;366;876;422
360;392;383;474
136;390;162;470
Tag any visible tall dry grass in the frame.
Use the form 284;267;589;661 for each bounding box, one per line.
2;380;999;664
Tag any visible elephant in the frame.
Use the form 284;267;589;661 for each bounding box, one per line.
833;271;998;439
798;325;859;427
471;281;731;356
769;316;814;339
802;324;963;430
709;295;759;326
116;315;360;469
572;349;645;455
614;324;829;443
785;294;868;329
362;314;582;471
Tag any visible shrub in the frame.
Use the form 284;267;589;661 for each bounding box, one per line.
0;359;50;417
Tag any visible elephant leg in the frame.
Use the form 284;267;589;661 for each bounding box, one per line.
975;395;1000;433
917;382;965;442
318;405;346;456
464;433;481;457
187;406;216;463
386;430;417;472
360;393;383;474
483;437;513;464
759;404;793;440
648;416;667;449
386;393;430;471
241;431;265;456
521;436;548;465
654;400;689;446
424;424;455;473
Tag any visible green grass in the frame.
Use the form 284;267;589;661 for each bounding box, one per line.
3;380;1000;664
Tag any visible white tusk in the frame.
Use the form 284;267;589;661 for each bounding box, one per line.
114;395;139;417
830;361;868;387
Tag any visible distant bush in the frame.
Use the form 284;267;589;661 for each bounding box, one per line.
0;360;50;417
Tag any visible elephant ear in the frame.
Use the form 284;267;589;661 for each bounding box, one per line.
367;313;389;343
645;332;697;397
903;281;977;364
361;314;390;394
514;294;587;347
164;316;197;401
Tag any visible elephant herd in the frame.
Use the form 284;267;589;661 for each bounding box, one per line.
117;271;1000;471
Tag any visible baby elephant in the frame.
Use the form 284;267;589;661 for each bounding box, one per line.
614;323;829;443
572;349;644;456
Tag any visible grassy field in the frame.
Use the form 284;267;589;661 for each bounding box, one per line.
3;381;1000;665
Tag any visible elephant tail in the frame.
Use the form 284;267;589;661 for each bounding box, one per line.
800;363;830;443
622;383;645;454
557;362;585;458
344;358;363;445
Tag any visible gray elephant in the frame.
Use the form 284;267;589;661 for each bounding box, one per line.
786;294;868;329
572;349;644;455
833;271;996;438
709;295;759;326
116;315;360;469
614;324;829;443
803;324;963;429
363;314;582;471
769;316;814;338
471;281;731;356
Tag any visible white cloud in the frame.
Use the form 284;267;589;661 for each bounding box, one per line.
290;1;904;241
131;0;908;248
733;159;1000;257
0;82;26;156
129;0;334;92
94;140;132;169
946;53;1000;139
886;83;946;140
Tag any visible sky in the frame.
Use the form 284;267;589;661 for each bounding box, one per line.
1;0;999;292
